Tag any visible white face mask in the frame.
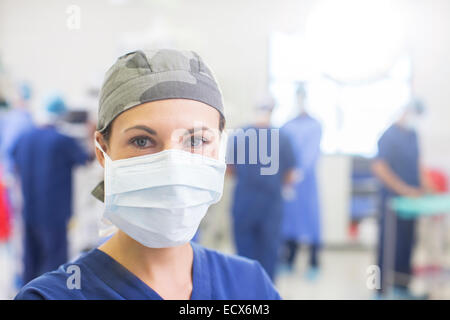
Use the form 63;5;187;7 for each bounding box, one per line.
96;142;226;248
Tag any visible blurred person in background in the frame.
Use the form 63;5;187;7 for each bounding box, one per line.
12;94;92;283
0;82;34;180
278;82;323;281
0;85;10;164
372;98;429;299
0;87;10;147
0;82;35;289
0;89;12;243
227;96;297;280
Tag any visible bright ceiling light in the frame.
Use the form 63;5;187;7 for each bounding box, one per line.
305;0;406;82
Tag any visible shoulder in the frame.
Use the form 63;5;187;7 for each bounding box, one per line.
15;252;93;300
16;127;36;140
56;132;83;151
15;266;79;300
54;130;74;142
280;123;295;141
199;244;258;271
281;118;297;131
303;115;322;133
12;128;36;152
278;128;291;142
193;244;281;299
378;125;398;144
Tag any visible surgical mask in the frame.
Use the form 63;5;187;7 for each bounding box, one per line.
96;142;226;248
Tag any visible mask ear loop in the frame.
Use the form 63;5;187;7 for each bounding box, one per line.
94;139;112;195
95;140;112;162
94;139;119;238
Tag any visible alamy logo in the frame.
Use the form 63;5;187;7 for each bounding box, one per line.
66;5;81;30
66;265;81;290
366;265;381;290
170;121;281;176
227;128;280;176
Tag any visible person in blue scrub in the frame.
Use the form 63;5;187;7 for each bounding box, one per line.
0;82;35;289
15;49;281;300
371;99;428;299
12;94;91;284
227;96;297;280
0;82;34;178
279;83;322;280
0;93;10;146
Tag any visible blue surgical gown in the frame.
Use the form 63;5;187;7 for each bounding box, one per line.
281;114;322;244
15;242;281;300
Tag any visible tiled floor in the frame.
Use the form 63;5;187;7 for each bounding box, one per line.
275;248;376;299
275;247;450;300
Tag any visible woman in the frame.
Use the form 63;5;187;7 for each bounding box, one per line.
15;49;280;300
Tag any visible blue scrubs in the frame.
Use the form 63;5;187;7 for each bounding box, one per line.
15;242;281;300
281;115;322;264
12;126;89;283
229;126;296;280
375;124;420;292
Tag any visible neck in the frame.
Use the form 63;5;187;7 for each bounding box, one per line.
99;230;194;284
395;120;408;130
254;114;271;127
298;104;307;115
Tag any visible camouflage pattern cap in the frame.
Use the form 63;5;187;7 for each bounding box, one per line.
97;49;224;133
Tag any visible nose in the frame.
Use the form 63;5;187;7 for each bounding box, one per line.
161;141;183;151
160;129;187;151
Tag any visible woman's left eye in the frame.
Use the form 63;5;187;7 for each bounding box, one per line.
187;136;208;148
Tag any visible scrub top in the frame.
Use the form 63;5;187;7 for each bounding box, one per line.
376;124;420;198
15;242;281;300
281;114;322;244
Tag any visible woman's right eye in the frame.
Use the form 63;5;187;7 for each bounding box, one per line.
130;137;153;149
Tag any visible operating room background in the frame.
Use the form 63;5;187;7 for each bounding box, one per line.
1;0;450;299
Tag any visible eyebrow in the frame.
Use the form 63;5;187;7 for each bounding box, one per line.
124;125;157;135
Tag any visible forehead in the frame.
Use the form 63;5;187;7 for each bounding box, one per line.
111;99;220;131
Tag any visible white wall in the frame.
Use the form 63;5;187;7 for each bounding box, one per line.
1;0;449;142
406;0;450;173
0;0;316;126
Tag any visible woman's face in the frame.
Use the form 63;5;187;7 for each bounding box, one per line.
95;99;222;165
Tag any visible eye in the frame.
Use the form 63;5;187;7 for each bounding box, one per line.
185;135;209;149
130;136;153;149
191;136;203;147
